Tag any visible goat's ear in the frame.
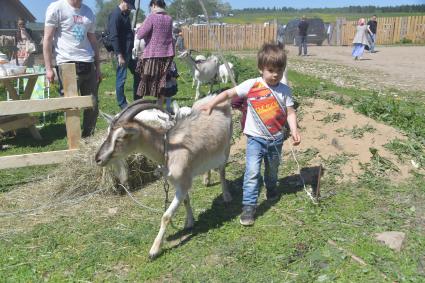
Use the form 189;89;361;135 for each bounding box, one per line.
100;111;114;124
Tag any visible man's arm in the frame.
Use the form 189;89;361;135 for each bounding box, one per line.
87;32;102;82
43;26;56;83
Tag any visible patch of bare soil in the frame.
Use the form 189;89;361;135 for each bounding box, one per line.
228;98;416;183
286;45;425;93
294;98;414;182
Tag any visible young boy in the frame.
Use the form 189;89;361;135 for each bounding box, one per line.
200;43;301;226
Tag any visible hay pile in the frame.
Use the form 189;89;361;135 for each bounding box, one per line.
49;130;158;198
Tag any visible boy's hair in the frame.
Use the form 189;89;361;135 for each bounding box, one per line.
257;43;287;71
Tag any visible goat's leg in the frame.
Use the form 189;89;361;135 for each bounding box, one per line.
183;194;194;229
192;78;195;88
208;82;213;94
149;188;186;258
202;170;211;186
195;81;200;100
219;166;232;202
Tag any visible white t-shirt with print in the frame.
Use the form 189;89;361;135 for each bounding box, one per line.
235;77;294;140
45;0;96;64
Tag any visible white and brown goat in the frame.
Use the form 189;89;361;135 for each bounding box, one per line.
178;50;219;100
95;97;233;258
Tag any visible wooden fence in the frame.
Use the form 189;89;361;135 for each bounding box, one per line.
339;16;425;45
182;23;278;51
0;63;95;169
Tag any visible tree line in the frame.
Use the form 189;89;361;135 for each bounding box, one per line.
235;5;425;14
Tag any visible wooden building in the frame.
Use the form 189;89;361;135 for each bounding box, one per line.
0;0;36;29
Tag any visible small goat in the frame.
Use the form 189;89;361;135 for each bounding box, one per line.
178;50;219;100
95;97;232;258
192;55;207;88
219;62;234;84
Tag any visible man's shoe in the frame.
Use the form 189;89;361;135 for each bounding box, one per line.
240;205;256;226
266;188;279;201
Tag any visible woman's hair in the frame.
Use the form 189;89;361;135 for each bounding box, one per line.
257;43;287;71
358;18;366;26
149;0;166;8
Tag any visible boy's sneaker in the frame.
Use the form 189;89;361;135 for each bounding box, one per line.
266;188;279;201
240;205;256;226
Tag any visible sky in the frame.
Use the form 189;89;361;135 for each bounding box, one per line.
21;0;425;22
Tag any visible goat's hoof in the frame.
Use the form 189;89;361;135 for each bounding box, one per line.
148;250;160;260
184;221;194;230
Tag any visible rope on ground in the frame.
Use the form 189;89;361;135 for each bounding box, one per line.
289;144;319;205
0;189;104;217
119;184;163;214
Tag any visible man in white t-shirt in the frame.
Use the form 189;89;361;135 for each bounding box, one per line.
201;43;301;226
43;0;101;137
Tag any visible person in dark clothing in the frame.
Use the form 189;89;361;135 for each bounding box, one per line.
108;0;140;109
367;15;378;53
298;16;309;56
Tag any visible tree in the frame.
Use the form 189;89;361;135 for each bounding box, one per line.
168;0;232;20
95;0;145;29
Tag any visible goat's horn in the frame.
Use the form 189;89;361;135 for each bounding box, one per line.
114;99;158;122
119;103;163;122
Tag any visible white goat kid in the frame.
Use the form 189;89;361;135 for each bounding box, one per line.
95;97;232;258
178;50;219;100
219;62;234;84
192;55;207;88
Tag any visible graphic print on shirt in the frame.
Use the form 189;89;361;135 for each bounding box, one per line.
71;15;86;42
247;81;287;136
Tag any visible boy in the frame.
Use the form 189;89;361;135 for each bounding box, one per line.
200;43;301;226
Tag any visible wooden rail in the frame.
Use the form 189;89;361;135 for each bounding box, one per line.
0;63;95;169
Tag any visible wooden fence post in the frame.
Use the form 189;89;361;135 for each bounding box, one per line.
60;63;81;150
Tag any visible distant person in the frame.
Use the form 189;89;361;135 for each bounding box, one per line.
367;15;378;53
44;0;101;137
352;18;369;60
298;16;309;56
135;0;174;108
175;31;184;52
15;18;35;67
108;0;140;109
327;23;333;45
163;60;179;113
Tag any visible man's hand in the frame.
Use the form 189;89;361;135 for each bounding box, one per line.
118;54;126;67
291;129;301;146
199;104;213;115
46;68;55;83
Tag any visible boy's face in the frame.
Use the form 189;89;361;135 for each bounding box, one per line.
260;66;284;86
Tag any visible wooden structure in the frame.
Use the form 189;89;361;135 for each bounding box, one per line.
0;0;36;29
182;22;278;51
338;15;425;45
0;63;95;169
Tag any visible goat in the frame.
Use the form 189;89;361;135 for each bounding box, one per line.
219;62;234;84
95;97;233;258
191;55;207;88
178;50;219;100
132;23;145;60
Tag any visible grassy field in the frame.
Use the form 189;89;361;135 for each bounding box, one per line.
0;55;424;281
221;12;425;24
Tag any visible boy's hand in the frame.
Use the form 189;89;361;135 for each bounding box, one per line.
291;130;301;146
199;104;213;115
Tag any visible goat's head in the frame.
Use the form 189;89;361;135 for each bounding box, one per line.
95;101;161;167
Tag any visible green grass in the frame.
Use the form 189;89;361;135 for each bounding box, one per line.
222;12;425;24
1;55;424;281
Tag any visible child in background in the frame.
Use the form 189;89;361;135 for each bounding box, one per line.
163;61;179;113
201;43;301;226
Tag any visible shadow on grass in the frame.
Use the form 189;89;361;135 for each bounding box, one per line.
5;122;67;148
163;166;321;255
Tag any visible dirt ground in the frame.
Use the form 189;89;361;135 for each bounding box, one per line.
285;45;425;92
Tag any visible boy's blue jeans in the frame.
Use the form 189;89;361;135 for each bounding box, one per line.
115;55;140;109
243;135;283;206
